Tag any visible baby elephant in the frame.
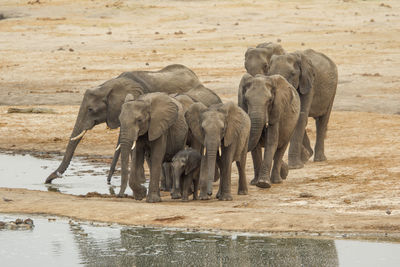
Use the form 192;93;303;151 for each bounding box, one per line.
170;148;202;201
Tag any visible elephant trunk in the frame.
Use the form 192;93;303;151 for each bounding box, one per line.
205;139;219;195
173;166;184;192
45;105;88;184
119;129;136;193
248;108;266;152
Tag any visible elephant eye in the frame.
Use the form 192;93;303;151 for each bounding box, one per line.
88;107;94;113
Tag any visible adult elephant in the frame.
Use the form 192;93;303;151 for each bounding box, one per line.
45;64;202;184
119;93;188;202
238;74;300;188
267;49;338;169
185;102;250;201
244;42;285;76
108;85;222;185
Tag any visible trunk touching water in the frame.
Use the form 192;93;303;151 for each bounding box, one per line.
248;108;267;152
45;105;89;184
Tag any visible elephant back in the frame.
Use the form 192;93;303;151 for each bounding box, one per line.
184;85;222;107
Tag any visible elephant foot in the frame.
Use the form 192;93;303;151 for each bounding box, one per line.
301;147;313;164
45;171;61;184
117;192;128;198
314;153;327;162
238;189;248;195
218;193;233;201
256;177;271;189
199;192;211;200
181;197;189;202
171;192;182;199
133;185;147;201
271;175;283;184
281;162;288;180
288;158;304;170
146;191;161;203
250;177;258;186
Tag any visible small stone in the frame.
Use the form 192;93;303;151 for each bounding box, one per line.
301;42;305;46
277;38;282;43
234;22;239;26
152;50;157;53
69;48;74;52
145;62;149;66
155;31;159;34
344;198;351;204
2;197;12;202
0;221;5;227
15;219;24;225
386;210;392;215
106;31;112;35
370;18;375;22
299;192;314;198
24;218;34;225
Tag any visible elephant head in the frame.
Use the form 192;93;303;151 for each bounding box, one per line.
239;74;294;151
268;51;315;95
45;77;143;183
244;42;285;76
185;102;243;194
118;93;179;192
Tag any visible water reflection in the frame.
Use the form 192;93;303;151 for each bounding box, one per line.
2;215;400;267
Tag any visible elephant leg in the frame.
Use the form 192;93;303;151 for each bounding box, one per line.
250;142;262;185
160;163;170;191
129;144;146;200
236;149;248;195
193;171;199;200
314;101;333;162
301;131;313;164
281;161;288;179
256;126;278;188
289;93;313;169
271;143;289;184
107;143;120;184
146;135;167;203
218;147;234;201
182;176;190;202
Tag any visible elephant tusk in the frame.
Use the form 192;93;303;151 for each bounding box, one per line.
203;147;207;156
115;144;121;151
70;130;87;141
219;146;222;156
131;141;136;151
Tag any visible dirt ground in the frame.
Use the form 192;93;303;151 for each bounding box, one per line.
1;0;400;235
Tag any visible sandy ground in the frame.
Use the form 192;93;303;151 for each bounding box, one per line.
1;0;400;234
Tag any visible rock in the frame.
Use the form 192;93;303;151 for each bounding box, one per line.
24;218;34;225
0;221;5;228
386;210;392;215
2;197;13;202
343;198;351;204
7;107;57;114
299;192;314;198
15;219;23;225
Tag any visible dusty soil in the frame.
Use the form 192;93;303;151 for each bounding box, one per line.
1;0;400;235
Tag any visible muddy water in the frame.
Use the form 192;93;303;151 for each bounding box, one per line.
0;152;135;195
1;214;400;267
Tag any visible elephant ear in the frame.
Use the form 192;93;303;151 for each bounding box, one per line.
268;75;293;125
148;93;179;141
184;151;201;175
295;52;315;95
106;78;144;129
219;102;243;147
238;73;253;112
185;102;207;144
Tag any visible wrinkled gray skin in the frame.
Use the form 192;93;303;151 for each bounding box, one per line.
185;102;250;201
169;148;202;201
244;42;285;76
119;93;188;203
238;74;300;188
268;49;338;169
108;84;222;186
45;64;201;184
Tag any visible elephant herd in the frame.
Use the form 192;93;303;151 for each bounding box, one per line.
45;42;338;203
